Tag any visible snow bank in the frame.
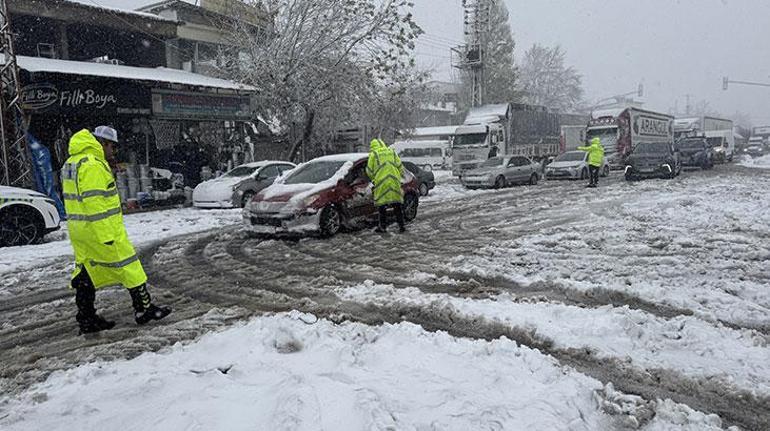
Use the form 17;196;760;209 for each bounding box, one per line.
738;154;770;168
340;282;770;397
0;207;241;283
0;312;725;431
0;313;604;430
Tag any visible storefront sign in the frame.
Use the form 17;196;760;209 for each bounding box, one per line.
151;90;254;120
21;82;151;116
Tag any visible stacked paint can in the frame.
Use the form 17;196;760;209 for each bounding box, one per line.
139;164;153;194
125;164;139;199
116;171;129;203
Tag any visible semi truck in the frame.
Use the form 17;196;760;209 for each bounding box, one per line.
452;103;559;176
586;107;674;168
673;116;735;162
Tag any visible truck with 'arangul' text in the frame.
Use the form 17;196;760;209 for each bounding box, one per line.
452;103;559;176
586;107;674;168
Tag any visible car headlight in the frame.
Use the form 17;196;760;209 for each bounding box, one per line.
302;194;318;208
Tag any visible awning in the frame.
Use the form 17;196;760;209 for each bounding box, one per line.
8;55;255;92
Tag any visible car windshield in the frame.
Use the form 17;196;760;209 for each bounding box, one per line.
225;166;259;177
633;142;670;154
555;152;585;162
481;157;505;167
705;137;723;148
283;161;346;184
454;133;487;147
678;139;704;149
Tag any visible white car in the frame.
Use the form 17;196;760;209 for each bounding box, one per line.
0;186;61;247
193;161;296;208
545;151;610;180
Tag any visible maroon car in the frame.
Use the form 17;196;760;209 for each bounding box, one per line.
243;153;420;237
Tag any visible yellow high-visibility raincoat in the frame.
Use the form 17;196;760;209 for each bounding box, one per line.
366;139;404;207
578;137;605;167
62;129;146;289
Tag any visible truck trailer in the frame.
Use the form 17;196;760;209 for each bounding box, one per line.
587;107;674;168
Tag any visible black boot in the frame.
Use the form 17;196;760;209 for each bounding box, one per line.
73;272;115;334
129;284;172;325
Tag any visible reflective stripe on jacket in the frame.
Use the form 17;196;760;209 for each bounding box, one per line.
63;129;147;289
578;138;605;167
366;139;404;206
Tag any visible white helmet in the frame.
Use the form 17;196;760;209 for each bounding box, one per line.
93;126;118;143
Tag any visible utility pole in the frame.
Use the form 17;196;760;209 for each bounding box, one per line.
452;0;494;107
0;0;32;187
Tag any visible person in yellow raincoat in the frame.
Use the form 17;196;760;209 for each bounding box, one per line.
366;138;406;233
62;126;170;334
578;137;605;188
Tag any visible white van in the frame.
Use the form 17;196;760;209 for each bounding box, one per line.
704;129;735;162
391;140;452;171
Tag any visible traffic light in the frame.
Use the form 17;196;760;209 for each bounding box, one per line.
723;77;729;91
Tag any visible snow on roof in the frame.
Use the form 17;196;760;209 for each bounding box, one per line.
311;153;368;163
465;104;510;124
408;126;460;137
242;160;293;168
392;140;449;149
65;0;179;23
591;108;626;119
9;55;254;91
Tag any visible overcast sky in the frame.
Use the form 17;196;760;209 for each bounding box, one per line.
88;0;770;123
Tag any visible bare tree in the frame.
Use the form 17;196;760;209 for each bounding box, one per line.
517;44;584;112
223;0;423;161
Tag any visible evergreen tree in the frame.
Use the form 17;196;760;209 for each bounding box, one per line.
517;44;584;112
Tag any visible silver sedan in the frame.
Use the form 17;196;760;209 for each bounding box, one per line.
461;156;541;189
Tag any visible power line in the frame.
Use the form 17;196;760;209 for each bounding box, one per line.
86;0;198;60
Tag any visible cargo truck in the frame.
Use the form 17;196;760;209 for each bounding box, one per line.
452;103;559;176
586;107;674;168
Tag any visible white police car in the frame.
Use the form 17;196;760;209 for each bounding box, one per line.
0;186;61;247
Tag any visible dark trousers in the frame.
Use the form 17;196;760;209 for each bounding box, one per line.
589;165;600;185
72;267;149;322
378;203;405;230
72;268;97;322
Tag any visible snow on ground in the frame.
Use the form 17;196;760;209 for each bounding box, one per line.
0;207;241;282
338;282;770;397
421;169;496;203
738;154;770;168
0;312;726;431
446;172;770;330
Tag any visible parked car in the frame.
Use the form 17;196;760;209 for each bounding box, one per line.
745;144;764;157
676;137;713;170
0;186;61;247
460;156;540;189
545;150;610;180
402;161;435;196
624;142;681;181
193;161;296;208
243;153;420;237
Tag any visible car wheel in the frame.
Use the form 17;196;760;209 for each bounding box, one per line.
422;164;433;172
418;182;429;197
241;191;255;208
0;205;43;247
403;193;419;222
580;168;588;180
319;206;341;238
494;176;506;189
602;165;610;177
624;172;634;182
529;173;538;185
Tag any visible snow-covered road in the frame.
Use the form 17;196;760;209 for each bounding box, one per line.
1;162;769;430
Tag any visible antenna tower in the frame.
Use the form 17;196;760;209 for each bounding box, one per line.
452;0;494;107
0;0;32;187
